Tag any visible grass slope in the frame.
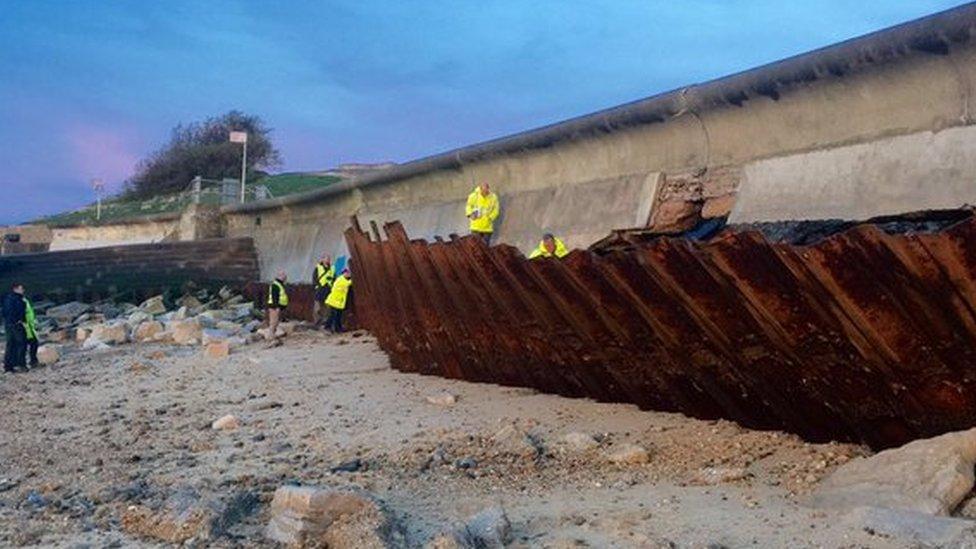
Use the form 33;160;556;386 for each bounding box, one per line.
35;173;341;226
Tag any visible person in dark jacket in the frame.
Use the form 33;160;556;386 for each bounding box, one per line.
3;283;28;373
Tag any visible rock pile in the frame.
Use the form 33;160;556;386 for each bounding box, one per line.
8;286;287;363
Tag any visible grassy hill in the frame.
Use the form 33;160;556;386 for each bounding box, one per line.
35;173;341;226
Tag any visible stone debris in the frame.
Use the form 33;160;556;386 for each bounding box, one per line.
211;414;241;431
265;485;398;548
133;321;164;342
138;295;168;315
691;466;750;485
431;506;512;549
35;345;59;365
169;319;203;346
89;323;128;345
607;443;651;465
426;393;458;406
204;341;231;360
561;432;599;452
809;428;976;515
121;485;258;543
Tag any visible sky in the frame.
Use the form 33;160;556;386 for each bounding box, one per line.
0;0;965;224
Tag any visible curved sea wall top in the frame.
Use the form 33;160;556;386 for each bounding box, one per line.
223;4;976;280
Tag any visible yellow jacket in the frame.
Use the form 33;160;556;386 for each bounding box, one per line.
465;187;500;233
529;237;569;259
325;275;352;310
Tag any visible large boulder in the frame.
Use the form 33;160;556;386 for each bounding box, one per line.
133;321;164;342
168;319;202;346
809;428;976;515
126;310;153;328
265;486;398;548
89;323;129;345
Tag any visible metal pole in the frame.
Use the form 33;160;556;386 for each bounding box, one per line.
240;141;247;203
96;195;101;221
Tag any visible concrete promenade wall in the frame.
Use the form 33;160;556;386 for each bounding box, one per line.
50;217;178;251
226;30;976;279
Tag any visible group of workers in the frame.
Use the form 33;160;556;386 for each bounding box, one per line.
265;182;568;339
2;282;39;373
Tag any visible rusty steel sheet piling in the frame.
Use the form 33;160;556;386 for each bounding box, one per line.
345;215;976;449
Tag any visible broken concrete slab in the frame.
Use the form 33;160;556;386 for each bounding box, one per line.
36;345;59;365
809;428;976;515
138;295;167;315
204;341;231;360
89;323;128;345
133;321;164;342
168;319;202;346
45;302;91;324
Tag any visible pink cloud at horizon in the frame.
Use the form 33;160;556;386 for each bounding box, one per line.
63;123;145;193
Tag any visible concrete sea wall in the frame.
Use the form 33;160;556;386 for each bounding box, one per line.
223;7;976;280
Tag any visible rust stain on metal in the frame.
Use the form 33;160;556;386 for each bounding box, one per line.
345;215;976;449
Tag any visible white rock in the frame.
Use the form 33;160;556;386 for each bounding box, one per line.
426;393;457;406
211;414;240;430
562;432;598;452
36;345;59;365
89;323;128;345
809;428;976;515
82;338;110;351
607;443;650;465
265;485;393;547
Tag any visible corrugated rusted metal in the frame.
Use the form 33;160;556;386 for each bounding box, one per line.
345;215;976;449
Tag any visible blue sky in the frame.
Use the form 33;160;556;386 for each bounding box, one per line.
0;0;964;224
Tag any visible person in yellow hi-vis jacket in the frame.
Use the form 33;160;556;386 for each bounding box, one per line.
266;270;289;343
529;233;569;259
465;182;500;245
324;268;352;333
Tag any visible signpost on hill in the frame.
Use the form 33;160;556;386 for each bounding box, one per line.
91;178;104;221
229;130;248;203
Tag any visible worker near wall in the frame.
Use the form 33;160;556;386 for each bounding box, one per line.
465;182;500;245
324;268;352;333
312;253;335;325
24;293;38;368
529;233;569;259
2;282;28;373
266;270;289;343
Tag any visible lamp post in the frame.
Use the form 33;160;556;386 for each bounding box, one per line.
229;131;248;203
91;178;104;221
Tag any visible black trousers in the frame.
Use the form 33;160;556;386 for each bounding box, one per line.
4;322;26;371
325;306;344;333
471;231;492;245
27;337;38;366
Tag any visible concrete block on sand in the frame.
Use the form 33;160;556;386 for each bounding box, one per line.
265;485;398;548
133;321;164;342
168;319;202;346
809;427;976;515
89;322;128;345
204;341;231;360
